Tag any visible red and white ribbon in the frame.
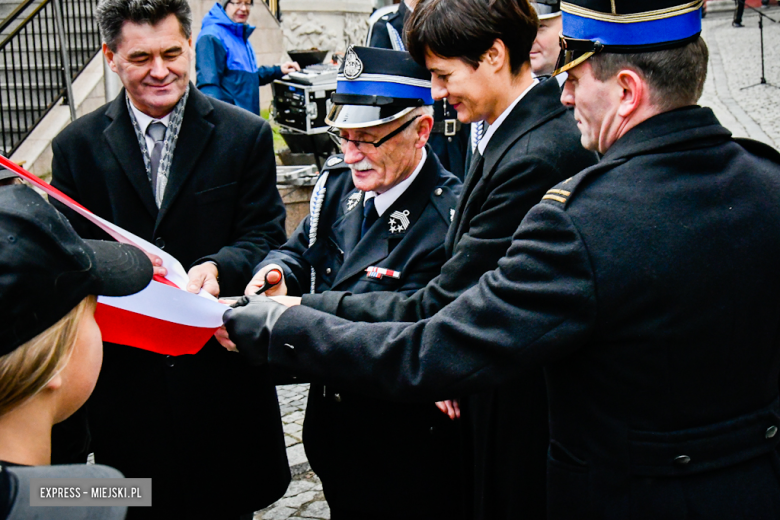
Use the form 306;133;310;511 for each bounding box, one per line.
0;155;227;356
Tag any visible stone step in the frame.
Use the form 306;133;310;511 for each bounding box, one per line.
0;50;95;71
2;20;99;37
1;85;62;105
1;41;98;54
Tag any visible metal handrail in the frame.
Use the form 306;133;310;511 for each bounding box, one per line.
0;0;100;156
0;0;38;36
261;0;280;21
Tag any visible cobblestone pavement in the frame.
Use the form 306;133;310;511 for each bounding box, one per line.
253;14;780;518
700;5;780;148
254;384;332;520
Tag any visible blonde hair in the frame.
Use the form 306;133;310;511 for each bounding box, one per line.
0;296;97;416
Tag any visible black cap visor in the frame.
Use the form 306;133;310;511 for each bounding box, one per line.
85;240;153;297
325;103;416;129
553;35;603;75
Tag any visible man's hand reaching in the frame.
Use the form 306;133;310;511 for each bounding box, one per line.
188;262;220;297
216;295;289;364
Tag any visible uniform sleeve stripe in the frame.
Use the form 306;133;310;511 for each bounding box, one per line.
546;189;572;196
542;194;568;203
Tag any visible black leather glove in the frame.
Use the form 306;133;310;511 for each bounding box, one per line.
224;295;288;365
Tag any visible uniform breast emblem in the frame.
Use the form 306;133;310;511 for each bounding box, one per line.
346;192;362;212
343;46;364;80
388;210;411;234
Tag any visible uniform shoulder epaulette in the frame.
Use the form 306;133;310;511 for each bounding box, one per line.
541;176;577;207
540;166;596;207
429;185;459;224
321;154;350;175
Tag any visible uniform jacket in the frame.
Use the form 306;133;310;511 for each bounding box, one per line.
196;3;282;114
50;86;290;517
299;77;598;519
268;106;780;519
258;150;463;518
258;149;461;296
368;1;407;50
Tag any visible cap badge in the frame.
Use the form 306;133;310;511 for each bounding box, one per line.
343;46;364;80
346;192;362;212
388;210;410;234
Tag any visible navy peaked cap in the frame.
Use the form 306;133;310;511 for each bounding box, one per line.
555;0;703;74
326;46;433;128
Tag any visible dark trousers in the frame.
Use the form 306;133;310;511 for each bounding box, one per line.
734;0;746;23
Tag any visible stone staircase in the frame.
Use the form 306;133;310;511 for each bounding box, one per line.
0;0;100;155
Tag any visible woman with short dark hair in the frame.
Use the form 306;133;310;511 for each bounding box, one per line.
400;1;598;518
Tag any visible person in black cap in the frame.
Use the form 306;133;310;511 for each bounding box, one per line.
221;0;780;517
239;45;464;520
0;185;152;519
221;1;596;519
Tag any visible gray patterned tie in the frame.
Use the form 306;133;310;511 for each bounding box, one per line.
146;121;166;198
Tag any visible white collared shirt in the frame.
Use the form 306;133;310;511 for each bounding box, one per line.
365;148;427;217
477;78;540;156
129;102;172;154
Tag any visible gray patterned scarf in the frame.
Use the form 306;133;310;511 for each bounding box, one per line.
126;85;189;207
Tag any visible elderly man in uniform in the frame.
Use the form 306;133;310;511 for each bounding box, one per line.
49;0;289;517
240;46;463;520
222;0;780;518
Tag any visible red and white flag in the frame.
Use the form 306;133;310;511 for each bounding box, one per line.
0;155;228;356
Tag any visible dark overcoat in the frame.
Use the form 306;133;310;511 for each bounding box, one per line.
258;150;464;519
50;86;290;518
266;107;780;519
302;77;598;519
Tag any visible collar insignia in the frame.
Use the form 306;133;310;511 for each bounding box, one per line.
450;209;455;222
327;156;343;167
388;210;411;234
346;192;362;212
343;46;364;80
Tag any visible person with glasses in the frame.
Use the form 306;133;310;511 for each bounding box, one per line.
241;46;464;520
196;0;300;115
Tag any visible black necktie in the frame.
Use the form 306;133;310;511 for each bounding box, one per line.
361;196;378;238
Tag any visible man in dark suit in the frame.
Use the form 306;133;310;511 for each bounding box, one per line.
50;0;289;517
225;1;597;519
241;46;463;520
225;0;780;518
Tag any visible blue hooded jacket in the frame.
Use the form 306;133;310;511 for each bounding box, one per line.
195;3;282;114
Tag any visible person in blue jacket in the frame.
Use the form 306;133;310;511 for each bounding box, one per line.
196;1;299;114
